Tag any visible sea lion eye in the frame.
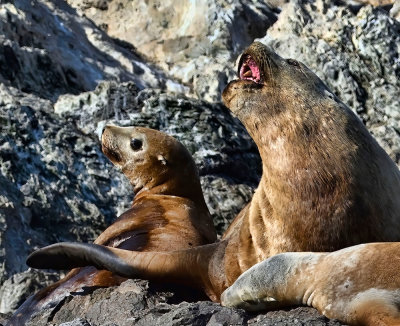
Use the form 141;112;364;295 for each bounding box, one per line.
130;138;143;151
287;59;300;67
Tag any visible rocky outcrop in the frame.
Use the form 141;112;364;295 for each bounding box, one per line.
66;0;278;102
0;0;399;325
0;0;171;101
21;279;344;326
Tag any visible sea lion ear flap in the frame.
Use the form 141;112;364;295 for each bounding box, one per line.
26;242;137;278
157;155;168;166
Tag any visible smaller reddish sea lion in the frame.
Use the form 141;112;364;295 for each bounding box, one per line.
8;126;216;326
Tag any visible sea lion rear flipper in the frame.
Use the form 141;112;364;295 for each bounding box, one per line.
27;242;219;289
27;242;138;277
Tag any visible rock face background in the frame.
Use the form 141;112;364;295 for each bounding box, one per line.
0;0;399;325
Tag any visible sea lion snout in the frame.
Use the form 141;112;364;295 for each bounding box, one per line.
101;125;135;165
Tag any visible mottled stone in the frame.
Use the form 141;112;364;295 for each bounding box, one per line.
66;0;277;102
23;279;345;326
0;0;169;101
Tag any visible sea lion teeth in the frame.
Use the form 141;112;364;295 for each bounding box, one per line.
239;55;261;83
242;68;253;78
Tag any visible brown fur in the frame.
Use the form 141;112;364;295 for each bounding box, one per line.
26;43;400;321
10;126;216;325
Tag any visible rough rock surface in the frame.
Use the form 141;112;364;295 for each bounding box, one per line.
66;0;278;102
22;279;344;326
0;0;399;325
0;0;173;101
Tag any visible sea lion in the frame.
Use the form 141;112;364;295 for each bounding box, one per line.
221;242;400;326
26;42;400;316
8;126;216;325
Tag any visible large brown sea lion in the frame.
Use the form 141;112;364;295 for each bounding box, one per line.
8;126;216;325
26;43;400;324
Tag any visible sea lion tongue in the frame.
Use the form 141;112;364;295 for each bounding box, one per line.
239;55;261;83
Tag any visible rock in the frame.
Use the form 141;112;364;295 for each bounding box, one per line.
0;83;131;313
0;0;170;101
66;0;278;102
0;269;62;314
352;0;394;6
0;313;11;326
391;0;400;19
21;279;345;326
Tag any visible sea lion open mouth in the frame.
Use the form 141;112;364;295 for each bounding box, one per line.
239;55;262;84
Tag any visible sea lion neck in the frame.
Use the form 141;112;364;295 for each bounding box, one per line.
132;175;209;211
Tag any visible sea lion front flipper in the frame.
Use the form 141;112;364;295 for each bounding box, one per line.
221;252;324;311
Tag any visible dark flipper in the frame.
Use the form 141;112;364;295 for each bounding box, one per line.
27;242;137;278
27;241;224;301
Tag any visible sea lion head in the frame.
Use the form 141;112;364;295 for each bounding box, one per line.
101;126;201;198
222;42;337;140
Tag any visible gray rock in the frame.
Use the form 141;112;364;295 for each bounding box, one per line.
23;279;345;326
0;83;131;313
59;319;92;326
391;0;400;19
66;0;278;102
0;269;62;316
0;0;169;101
0;313;11;326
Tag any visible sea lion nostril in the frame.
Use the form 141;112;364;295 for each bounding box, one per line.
130;138;143;151
287;59;300;67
